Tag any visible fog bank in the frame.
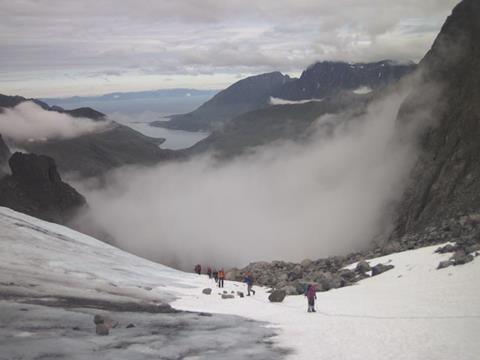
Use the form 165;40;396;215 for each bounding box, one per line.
0;102;109;142
77;86;427;270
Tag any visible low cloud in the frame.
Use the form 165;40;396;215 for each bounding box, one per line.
75;78;431;270
0;102;109;142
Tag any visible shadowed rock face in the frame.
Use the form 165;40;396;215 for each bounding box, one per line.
0;134;10;174
273;60;416;101
0;152;86;223
392;0;480;245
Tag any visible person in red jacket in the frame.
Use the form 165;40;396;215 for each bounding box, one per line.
305;284;317;313
218;268;225;288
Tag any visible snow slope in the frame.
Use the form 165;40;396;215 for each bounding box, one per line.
174;247;480;359
0;207;285;360
1;206;479;359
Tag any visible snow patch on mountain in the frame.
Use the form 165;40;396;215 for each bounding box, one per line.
269;97;324;105
352;86;372;94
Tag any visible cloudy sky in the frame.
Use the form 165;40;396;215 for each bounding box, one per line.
0;0;458;97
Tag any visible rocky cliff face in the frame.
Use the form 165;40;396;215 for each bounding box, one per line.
391;0;480;248
0;134;10;175
273;60;416;101
153;72;291;131
0;152;86;223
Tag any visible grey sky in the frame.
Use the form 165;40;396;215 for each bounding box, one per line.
0;0;459;97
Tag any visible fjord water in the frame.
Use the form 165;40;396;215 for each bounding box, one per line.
125;120;209;150
46;94;212;149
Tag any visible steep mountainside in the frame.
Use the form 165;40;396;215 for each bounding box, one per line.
0;93;105;120
0;134;10;174
273;60;416;101
0;94;175;178
187;92;370;158
152;72;291;131
0;152;86;223
391;0;480;247
22;123;174;179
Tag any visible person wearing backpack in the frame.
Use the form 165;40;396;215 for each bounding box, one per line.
305;284;317;312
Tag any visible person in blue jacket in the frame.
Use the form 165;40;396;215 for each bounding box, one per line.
244;271;256;296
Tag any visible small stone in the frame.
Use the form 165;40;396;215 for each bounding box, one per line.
237;291;244;298
93;314;105;325
221;294;234;299
126;323;135;328
96;324;109;336
202;288;212;295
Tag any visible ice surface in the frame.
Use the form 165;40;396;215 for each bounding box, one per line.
0;207;286;359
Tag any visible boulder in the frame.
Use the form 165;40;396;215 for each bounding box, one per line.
451;251;474;265
93;314;117;329
371;264;394;276
221;294;234;299
281;285;298;296
96;324;109;336
355;260;371;273
338;269;356;282
268;290;286;303
437;260;453;270
435;244;456;254
202;288;212;295
126;323;135;328
315;272;343;291
93;314;106;325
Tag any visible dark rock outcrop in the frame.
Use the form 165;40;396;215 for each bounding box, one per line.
391;0;480;249
0;134;10;175
0;152;86;223
273;60;416;101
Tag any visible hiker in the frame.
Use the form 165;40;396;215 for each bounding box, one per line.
207;266;212;279
218;268;225;288
194;264;201;275
213;268;219;283
244;272;256;296
305;284;317;313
